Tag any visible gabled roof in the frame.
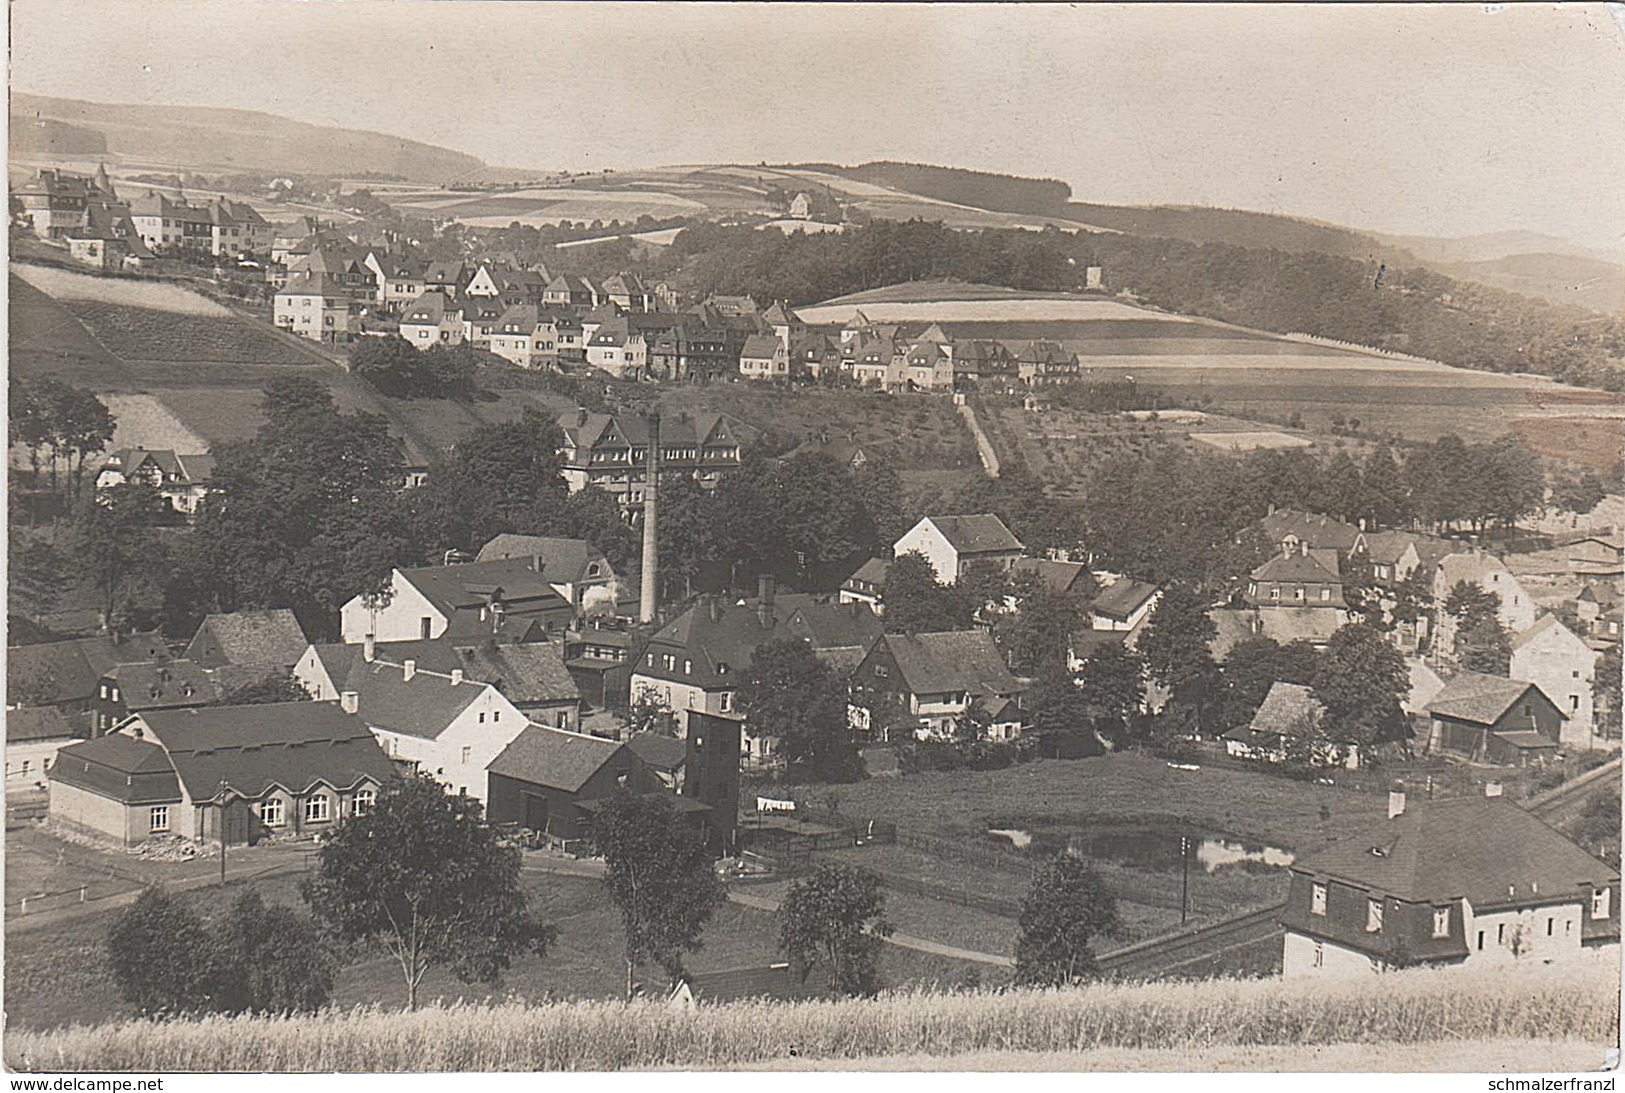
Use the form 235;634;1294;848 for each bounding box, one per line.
1435;551;1519;589
7;631;169;707
398;559;573;619
1092;578;1159;619
1511;613;1588;655
421;260;466;284
641;599;794;689
1254;606;1347;646
103;660;214;710
1578;581;1622;607
844;557;892;588
185;609;310;673
739;334;782;360
1259;510;1360;552
347;660;490;740
1013;557;1092;596
1424;671;1559;726
1251;552;1343;584
135;702;395;800
1357;530;1420;567
6;706;91;744
1246;681;1325;738
913;514;1024;556
777;595;884;652
1292;796;1615;907
487;725;624;791
451;643;579;706
880;630;1023;697
762;301;800;327
475;535;611;582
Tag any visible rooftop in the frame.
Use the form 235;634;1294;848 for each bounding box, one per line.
1424;671;1556;727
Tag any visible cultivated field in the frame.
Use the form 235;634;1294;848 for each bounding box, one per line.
798;297;1190;325
13;263;234;316
9;960;1613;1072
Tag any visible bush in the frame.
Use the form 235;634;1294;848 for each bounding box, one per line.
107;887;223;1017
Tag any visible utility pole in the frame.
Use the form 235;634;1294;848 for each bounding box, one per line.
1180;833;1191;925
639;411;660;625
216;780;230;888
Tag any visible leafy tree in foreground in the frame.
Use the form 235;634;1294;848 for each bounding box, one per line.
1015;855;1121;988
1311;623;1410;748
303;774;555;1009
213;670;312;706
779;862;894;997
592;792;725;999
882;551;972;634
107;886;222;1017
213;890;336;1015
1074;643;1146;744
738;637;863;783
1444;581;1510;674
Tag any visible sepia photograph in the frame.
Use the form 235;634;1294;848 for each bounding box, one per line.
3;0;1622;1078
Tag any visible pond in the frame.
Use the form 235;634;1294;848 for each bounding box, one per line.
987;827;1294;873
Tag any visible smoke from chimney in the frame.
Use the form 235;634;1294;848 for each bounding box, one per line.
640;413;660;625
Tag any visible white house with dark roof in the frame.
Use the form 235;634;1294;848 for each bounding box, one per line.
339;558;576;645
1090;578;1161;633
893;514;1025;585
1221;682;1358;769
1433;552;1538;658
1260;510;1361;559
184;609;310;675
398;291;465;347
6;707;91;792
851;629;1026;741
96;448;216;515
1510;614;1601;749
1281;789;1618;978
839;557;892;611
475;534;621;614
334;656;527;801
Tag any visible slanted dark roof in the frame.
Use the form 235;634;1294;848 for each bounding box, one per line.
777;595;884;652
348;660;489;740
453;643;579;706
1293;796;1616;908
843;557;892;589
1424;671;1557;727
1092;578;1158;619
1259;510;1359;552
474;535;610;583
104;660;214;710
1246;682;1324;737
398;559;573;619
136;703;395;800
49;734;181;804
185;610;310;672
6;706;91;744
1358;531;1419;567
626;732;687;771
882;631;1023;697
1251;553;1342;584
487;725;624;791
7;631;168;707
739;333;782;360
677;963;819;1005
1012;557;1091;596
921;514;1024;556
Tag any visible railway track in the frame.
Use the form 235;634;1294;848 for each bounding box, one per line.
1096;903;1285;979
1526;757;1620;827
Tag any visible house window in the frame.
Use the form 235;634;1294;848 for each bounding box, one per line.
1320;587;1331;602
719;692;733;713
305;795;330;824
1311;883;1327;916
149;806;170;833
462;746;472;764
1366;898;1383;933
684;660;692;675
1312;942;1324;968
420;617;433;640
1433;907;1450;938
875;664;890;679
262;798;284;827
21;760;31;776
1270;588;1280;601
1547;916;1554;937
479;712;486;724
493;710;500;722
1477;930;1485;951
354;788;375;816
1593;887;1611;919
100;683;109;699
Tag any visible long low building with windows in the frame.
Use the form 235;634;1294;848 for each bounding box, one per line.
47;702;396;847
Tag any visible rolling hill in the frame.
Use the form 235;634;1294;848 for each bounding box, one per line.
10;93;484;182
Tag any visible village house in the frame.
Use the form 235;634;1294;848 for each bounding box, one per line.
475;534;621;614
460;294;509;347
893;514;1025;585
602;271;656;312
1555;528;1624;578
1239;550;1350;648
738;333;790;380
851;629;1027;741
398;291;465;347
1221;682;1358;769
1510;615;1601;749
94;448;216;515
790;332;842;379
49;702;393;848
339;558;577;645
1433;551;1538;658
63;202;152;270
421;259;468;300
1089;577;1161;633
204;197;273;258
127;190;212;255
1013;340;1081;386
1422;671;1564;766
7;631;169;715
6;707;91;793
1261;510;1361;560
369;255;427;313
329;655;527;801
584;317;649;378
1351;530;1423;585
890;339;956;390
543;273;601;310
1575;581;1622;646
839;557;891;612
951;339;1019;387
94;660;214;735
555;409;743;512
13;166;123;238
274;269;360;343
1281;788;1618;978
183;609;311;677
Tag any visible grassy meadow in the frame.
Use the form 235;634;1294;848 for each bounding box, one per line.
8;960;1614;1072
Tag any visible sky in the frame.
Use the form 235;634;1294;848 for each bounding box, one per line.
10;1;1625;249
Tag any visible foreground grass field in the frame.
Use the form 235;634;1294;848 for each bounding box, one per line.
9;960;1614;1072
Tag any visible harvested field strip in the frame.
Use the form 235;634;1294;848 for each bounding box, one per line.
68;301;317;365
13;264;232;316
10;961;1614;1072
795;298;1188;325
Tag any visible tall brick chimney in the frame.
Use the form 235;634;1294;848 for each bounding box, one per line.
639;412;659;625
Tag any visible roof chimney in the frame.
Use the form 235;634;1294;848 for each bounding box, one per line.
532;553;544;573
340;690;359;714
363;633;376;663
451;668;465;686
403;659;416;682
1484;781;1503;798
757;574;776;627
1388;782;1406;820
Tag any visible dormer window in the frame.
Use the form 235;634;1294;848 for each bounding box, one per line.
1593;887;1611;920
1433;907;1450;938
1366;898;1384;933
1311;883;1327;916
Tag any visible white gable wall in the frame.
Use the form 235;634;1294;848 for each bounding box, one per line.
341;570;447;644
1511;623;1599;747
365;683;525;801
893;519;958;584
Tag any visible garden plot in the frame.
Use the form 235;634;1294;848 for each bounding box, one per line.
13;264;232;316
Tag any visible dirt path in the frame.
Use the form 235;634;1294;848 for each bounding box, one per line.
727;888;1014;967
956;400;1000;478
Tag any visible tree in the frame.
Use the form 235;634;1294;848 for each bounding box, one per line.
1310;623;1410;748
992;577;1081;677
303;774;555;1009
626;688;677;736
213;670;313;706
779;863;894;997
738;638;863;782
1550;469;1608;519
591;792;725;999
1218;637;1319;729
1014;855;1121;987
213;890;336;1015
1137;585;1220;729
107;886;223;1017
1445;581;1510;673
411;409;567;554
8;529;69;622
69;483;172;631
882;551;972;633
1074;644;1145;743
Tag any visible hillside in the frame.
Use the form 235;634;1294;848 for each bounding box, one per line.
10;93;484;181
1431;252;1625;315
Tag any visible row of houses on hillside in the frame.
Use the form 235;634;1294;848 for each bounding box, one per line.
1213;508;1621;770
